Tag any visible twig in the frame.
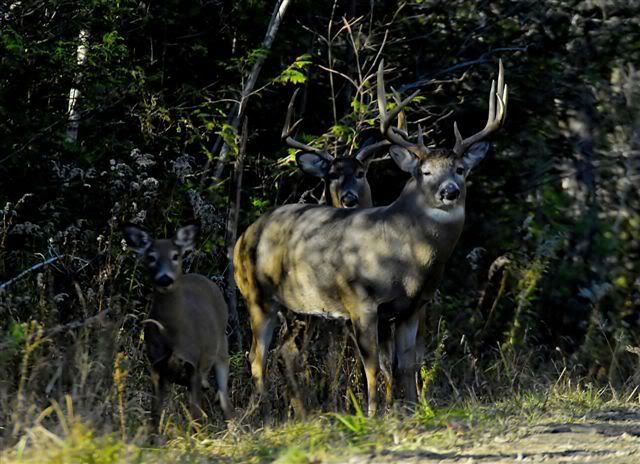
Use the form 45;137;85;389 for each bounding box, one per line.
0;256;64;292
399;47;527;92
205;0;292;183
327;0;340;133
0;309;110;352
317;64;359;89
47;309;110;336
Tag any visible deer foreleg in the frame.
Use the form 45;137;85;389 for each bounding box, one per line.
395;310;420;405
150;369;166;433
354;310;379;416
414;303;428;393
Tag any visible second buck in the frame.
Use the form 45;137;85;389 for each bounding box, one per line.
234;60;507;415
282;90;393;410
284;89;389;209
123;224;233;428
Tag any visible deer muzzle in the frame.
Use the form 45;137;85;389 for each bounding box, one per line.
439;182;461;204
341;192;359;208
154;273;175;288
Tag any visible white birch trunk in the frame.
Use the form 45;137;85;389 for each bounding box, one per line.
66;29;89;143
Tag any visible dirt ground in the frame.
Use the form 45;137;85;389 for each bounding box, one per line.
347;408;640;464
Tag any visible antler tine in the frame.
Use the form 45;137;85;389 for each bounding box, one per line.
417;124;425;148
281;88;301;139
377;60;419;148
282;88;333;161
452;59;508;156
391;91;409;138
353;139;391;162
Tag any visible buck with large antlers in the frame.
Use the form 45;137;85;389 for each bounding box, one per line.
284;88;390;209
234;59;507;415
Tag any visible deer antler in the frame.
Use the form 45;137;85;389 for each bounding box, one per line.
352;139;390;162
282;88;333;161
452;59;508;156
376;60;420;149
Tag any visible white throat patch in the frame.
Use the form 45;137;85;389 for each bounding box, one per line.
426;205;465;223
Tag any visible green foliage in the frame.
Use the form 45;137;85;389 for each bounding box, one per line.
275;54;313;85
330;390;369;438
1;0;640;453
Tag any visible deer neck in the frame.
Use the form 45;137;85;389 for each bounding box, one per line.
388;177;466;247
151;280;186;324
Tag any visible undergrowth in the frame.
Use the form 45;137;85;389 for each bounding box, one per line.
2;379;638;464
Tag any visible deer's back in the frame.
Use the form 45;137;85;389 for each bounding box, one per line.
234;203;461;318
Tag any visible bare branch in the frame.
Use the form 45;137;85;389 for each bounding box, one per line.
0;256;63;292
205;0;293;183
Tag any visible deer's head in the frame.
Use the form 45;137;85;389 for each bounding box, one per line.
377;59;507;211
123;224;199;290
283;89;389;208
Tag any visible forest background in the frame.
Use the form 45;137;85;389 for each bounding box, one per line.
0;0;639;455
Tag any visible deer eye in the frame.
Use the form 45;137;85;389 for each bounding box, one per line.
456;167;465;175
147;254;157;264
171;252;179;262
355;171;365;179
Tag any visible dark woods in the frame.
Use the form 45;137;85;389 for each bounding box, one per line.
0;0;639;438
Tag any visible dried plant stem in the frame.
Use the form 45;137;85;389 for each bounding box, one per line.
12;322;45;437
113;352;128;440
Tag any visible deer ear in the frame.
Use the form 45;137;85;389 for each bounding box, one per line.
389;145;419;174
122;224;152;255
174;224;199;253
296;152;331;178
463;142;491;172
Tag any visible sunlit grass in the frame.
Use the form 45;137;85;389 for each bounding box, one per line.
2;380;638;464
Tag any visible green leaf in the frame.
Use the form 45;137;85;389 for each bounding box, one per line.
275;54;313;85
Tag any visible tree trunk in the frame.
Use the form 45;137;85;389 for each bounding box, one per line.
203;0;292;183
66;30;89;143
223;118;248;351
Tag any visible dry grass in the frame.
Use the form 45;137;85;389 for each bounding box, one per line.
2;379;639;464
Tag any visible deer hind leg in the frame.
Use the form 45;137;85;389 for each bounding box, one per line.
248;301;277;396
353;309;379;416
414;303;428;393
214;361;233;420
394;310;420;405
188;366;203;422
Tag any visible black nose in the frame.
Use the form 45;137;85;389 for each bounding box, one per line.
155;275;174;287
341;193;359;208
440;183;460;201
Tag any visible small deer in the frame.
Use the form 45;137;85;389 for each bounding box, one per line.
234;60;507;415
123;224;233;428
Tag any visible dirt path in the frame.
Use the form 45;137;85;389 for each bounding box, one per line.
348;409;640;463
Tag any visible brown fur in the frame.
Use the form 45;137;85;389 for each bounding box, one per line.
234;145;480;415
